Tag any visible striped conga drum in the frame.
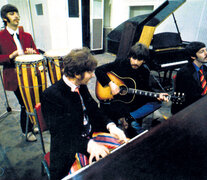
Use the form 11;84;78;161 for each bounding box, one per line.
44;49;69;84
15;54;47;124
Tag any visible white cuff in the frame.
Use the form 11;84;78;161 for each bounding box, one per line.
87;139;95;153
106;122;116;131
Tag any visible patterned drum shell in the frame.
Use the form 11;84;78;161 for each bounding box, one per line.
15;54;47;124
44;49;69;84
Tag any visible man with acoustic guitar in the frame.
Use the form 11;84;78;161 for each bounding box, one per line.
95;43;169;138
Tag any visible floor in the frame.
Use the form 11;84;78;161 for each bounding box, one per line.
0;53;172;180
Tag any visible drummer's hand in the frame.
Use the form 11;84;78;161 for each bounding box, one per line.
25;48;37;54
157;93;169;102
109;81;120;95
87;140;109;164
9;50;18;59
108;123;128;143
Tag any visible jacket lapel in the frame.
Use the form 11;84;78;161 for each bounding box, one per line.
2;29;17;53
18;26;24;50
187;63;201;88
59;79;80;102
3;29;15;44
203;65;207;78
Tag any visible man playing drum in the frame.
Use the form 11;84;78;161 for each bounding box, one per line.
0;4;38;141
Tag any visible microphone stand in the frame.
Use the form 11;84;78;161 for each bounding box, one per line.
0;69;19;121
144;64;166;92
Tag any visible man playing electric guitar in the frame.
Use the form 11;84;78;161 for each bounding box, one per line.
95;43;169;138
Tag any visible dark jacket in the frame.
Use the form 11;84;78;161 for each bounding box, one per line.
171;63;207;114
0;28;38;91
41;79;111;180
95;58;158;120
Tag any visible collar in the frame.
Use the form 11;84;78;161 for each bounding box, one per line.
6;26;19;35
192;62;203;72
63;75;79;92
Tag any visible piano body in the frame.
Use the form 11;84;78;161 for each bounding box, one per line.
64;96;207;180
107;0;189;90
150;32;188;72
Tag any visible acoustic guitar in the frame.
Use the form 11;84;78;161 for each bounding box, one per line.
96;72;185;104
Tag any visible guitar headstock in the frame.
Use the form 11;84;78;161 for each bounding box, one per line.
170;92;185;104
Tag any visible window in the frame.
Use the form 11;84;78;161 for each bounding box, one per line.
35;4;43;16
68;0;79;17
130;6;153;18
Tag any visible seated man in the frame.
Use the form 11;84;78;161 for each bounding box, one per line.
171;41;207;114
41;47;127;180
95;43;168;138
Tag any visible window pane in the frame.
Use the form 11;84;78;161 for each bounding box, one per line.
68;0;79;17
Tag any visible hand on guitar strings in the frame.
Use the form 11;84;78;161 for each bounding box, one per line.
87;140;109;164
157;93;169;102
109;81;120;95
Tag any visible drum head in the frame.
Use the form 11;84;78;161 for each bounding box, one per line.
44;49;70;58
15;54;44;63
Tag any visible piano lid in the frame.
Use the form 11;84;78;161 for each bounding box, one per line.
107;0;186;55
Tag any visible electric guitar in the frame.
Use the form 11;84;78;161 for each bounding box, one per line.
95;72;185;104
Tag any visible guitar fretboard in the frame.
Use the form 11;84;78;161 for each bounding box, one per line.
128;88;161;98
96;72;184;104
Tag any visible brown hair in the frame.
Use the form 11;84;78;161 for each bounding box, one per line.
127;43;149;63
185;41;206;62
63;47;97;78
1;4;18;26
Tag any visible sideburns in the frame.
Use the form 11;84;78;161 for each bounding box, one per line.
80;73;85;80
5;17;10;23
76;73;85;81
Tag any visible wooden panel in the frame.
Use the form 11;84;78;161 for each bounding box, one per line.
138;25;156;47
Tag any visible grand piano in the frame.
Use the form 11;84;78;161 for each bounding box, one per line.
107;0;189;90
63;96;207;180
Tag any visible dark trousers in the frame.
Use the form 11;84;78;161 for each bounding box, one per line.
14;88;33;133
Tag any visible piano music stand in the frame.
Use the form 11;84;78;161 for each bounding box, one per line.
0;69;20;121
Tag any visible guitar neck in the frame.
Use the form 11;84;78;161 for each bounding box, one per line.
128;88;160;98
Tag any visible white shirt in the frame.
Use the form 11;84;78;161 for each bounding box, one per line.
63;74;115;129
6;26;24;55
63;75;118;153
63;75;79;92
63;75;92;137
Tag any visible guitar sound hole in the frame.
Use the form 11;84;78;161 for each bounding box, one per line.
119;85;128;95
